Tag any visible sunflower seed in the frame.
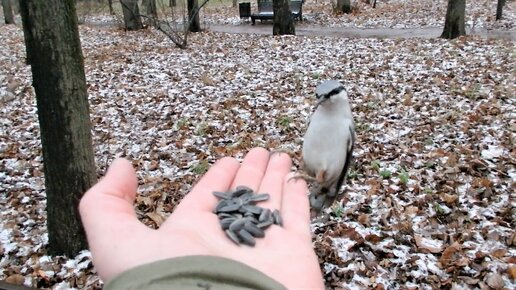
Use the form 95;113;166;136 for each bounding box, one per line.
242;205;263;215
213;186;283;246
229;218;246;232
256;219;273;229
259;208;271;223
244;221;265;238
249;193;270;202
231;186;251;198
272;209;283;226
212;191;231;199
220;217;236;229
225;229;241;245
218;200;242;212
238;229;256;246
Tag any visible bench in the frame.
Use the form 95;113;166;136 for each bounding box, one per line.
250;0;303;25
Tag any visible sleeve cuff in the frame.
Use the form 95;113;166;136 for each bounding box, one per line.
103;255;288;290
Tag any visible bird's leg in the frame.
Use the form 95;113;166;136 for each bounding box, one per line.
269;148;295;157
288;171;318;184
315;169;326;184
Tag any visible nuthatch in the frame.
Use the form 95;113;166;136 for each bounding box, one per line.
301;80;355;217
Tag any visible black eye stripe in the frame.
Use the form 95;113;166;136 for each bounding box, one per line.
319;86;344;99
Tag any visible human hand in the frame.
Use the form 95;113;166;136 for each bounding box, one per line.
79;147;325;289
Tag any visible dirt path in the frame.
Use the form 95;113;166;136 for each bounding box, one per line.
209;23;516;41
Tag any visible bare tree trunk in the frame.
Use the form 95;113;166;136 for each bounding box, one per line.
143;0;158;19
2;0;15;24
441;0;466;39
273;0;295;35
187;0;201;32
19;0;97;257
336;0;351;13
170;0;176;7
108;0;115;14
120;0;143;30
496;0;505;20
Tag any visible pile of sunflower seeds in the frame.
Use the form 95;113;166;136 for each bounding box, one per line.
213;185;282;246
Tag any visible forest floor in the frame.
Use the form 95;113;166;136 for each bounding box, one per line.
1;0;515;289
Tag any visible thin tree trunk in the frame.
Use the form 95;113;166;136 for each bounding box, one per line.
336;0;351;14
170;0;176;7
187;0;201;32
441;0;466;39
496;0;505;20
19;0;97;257
273;0;295;35
2;0;15;24
120;0;143;30
108;0;115;14
144;0;158;19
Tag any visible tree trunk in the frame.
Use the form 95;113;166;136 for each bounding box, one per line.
441;0;466;39
170;0;176;7
232;0;237;8
143;0;158;19
120;0;143;30
273;0;295;35
496;0;505;20
108;0;115;14
187;0;201;32
336;0;351;14
19;0;97;257
2;0;15;24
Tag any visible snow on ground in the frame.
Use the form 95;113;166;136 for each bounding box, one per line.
1;1;515;289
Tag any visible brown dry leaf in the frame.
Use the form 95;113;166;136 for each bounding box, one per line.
358;213;370;226
439;241;461;267
484;272;504;289
508;266;516;280
490;248;506;259
146;211;165;227
5;274;24;285
440;193;458;205
414;234;443;253
405;205;419;215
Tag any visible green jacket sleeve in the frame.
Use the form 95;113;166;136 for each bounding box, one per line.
103;255;288;290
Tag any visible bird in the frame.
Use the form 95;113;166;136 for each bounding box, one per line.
301;80;355;217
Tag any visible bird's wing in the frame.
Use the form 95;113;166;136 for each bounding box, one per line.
332;123;355;196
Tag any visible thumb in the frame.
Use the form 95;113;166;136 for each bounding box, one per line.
79;158;144;246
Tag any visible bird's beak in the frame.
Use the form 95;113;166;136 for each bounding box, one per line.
315;97;327;108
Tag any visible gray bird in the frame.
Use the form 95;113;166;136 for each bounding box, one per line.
302;80;355;217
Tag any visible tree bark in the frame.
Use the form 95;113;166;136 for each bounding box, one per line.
19;0;97;257
120;0;143;30
143;0;158;19
496;0;505;20
441;0;466;39
2;0;15;24
273;0;295;35
108;0;115;14
336;0;351;14
187;0;201;32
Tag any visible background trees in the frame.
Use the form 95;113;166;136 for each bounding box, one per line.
273;0;295;35
19;0;97;256
441;0;466;39
1;0;15;24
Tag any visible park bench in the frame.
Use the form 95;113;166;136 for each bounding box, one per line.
250;0;304;25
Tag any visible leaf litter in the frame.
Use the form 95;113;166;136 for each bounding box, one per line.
1;0;515;289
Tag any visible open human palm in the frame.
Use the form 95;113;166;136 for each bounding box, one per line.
80;148;324;289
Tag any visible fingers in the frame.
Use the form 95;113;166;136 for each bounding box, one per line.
79;158;147;247
230;147;270;191
175;156;240;213
257;152;292;210
281;172;311;240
